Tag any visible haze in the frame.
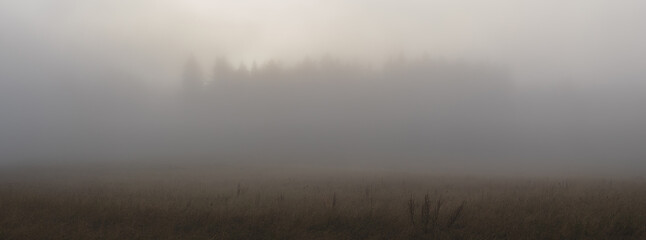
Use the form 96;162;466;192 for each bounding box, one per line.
1;0;646;176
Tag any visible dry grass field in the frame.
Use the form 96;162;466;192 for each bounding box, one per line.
1;163;645;240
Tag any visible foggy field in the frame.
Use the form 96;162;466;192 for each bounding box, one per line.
1;164;645;240
2;1;646;239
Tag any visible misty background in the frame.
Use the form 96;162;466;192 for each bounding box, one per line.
1;0;645;176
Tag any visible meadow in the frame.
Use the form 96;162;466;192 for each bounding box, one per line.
1;163;645;239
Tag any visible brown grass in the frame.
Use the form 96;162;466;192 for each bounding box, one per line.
0;164;645;239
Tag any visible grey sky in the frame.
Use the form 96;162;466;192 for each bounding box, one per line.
2;0;646;87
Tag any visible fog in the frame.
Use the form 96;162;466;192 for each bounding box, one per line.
1;0;645;176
